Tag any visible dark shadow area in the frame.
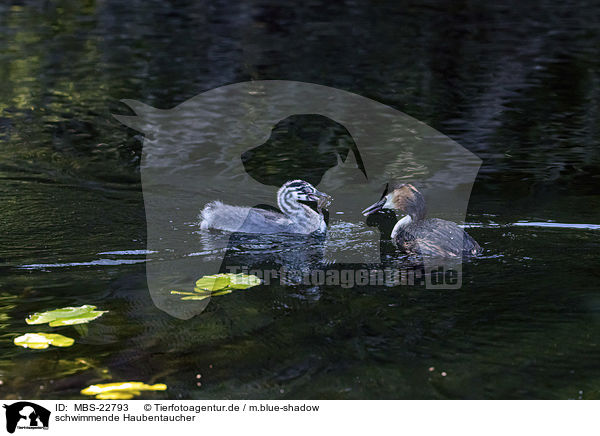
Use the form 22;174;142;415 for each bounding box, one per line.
241;114;366;187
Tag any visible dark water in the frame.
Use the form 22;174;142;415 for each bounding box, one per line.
1;0;599;399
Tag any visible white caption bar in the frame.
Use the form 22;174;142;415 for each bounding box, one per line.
1;400;595;436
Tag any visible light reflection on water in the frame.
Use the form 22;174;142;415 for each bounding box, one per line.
511;221;600;230
15;220;598;270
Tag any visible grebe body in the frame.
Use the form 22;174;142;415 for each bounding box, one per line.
363;184;481;257
200;180;331;235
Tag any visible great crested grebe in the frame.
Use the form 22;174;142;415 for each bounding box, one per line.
362;183;482;257
200;180;332;235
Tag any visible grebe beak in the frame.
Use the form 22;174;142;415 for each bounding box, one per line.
312;190;333;209
299;190;332;209
362;197;387;216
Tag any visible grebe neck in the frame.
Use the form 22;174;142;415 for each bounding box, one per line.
391;215;412;240
277;188;324;231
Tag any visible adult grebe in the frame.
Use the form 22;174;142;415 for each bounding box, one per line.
200;180;332;235
362;183;482;257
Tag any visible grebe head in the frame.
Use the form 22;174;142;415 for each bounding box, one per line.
277;180;332;215
362;183;426;221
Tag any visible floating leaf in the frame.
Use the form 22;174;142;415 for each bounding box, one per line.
81;382;167;399
26;305;107;327
171;273;261;301
194;274;233;292
195;273;261;291
14;333;75;349
225;273;262;289
96;392;136;400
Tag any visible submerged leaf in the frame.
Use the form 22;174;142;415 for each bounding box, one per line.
210;289;234;296
181;295;211;301
26;305;107;327
180;290;233;300
14;333;75;349
51;358;109;379
73;324;89;337
81;382;167;399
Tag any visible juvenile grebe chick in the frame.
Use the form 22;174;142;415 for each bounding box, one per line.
362;183;481;257
200;180;332;234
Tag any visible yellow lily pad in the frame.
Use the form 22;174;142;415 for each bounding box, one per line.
26;305;107;327
14;332;75;349
81;382;167;399
96;392;136;400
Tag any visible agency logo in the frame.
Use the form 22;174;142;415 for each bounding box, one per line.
3;402;50;433
115;80;481;319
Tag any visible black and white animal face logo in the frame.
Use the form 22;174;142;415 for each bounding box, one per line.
3;402;50;433
115;81;481;319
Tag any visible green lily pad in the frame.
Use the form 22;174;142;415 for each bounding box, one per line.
194;274;233;292
14;333;75;349
195;273;261;291
171;273;261;301
26;305;107;327
223;273;263;289
81;382;167;399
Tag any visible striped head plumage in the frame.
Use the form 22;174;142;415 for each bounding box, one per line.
277;180;332;216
